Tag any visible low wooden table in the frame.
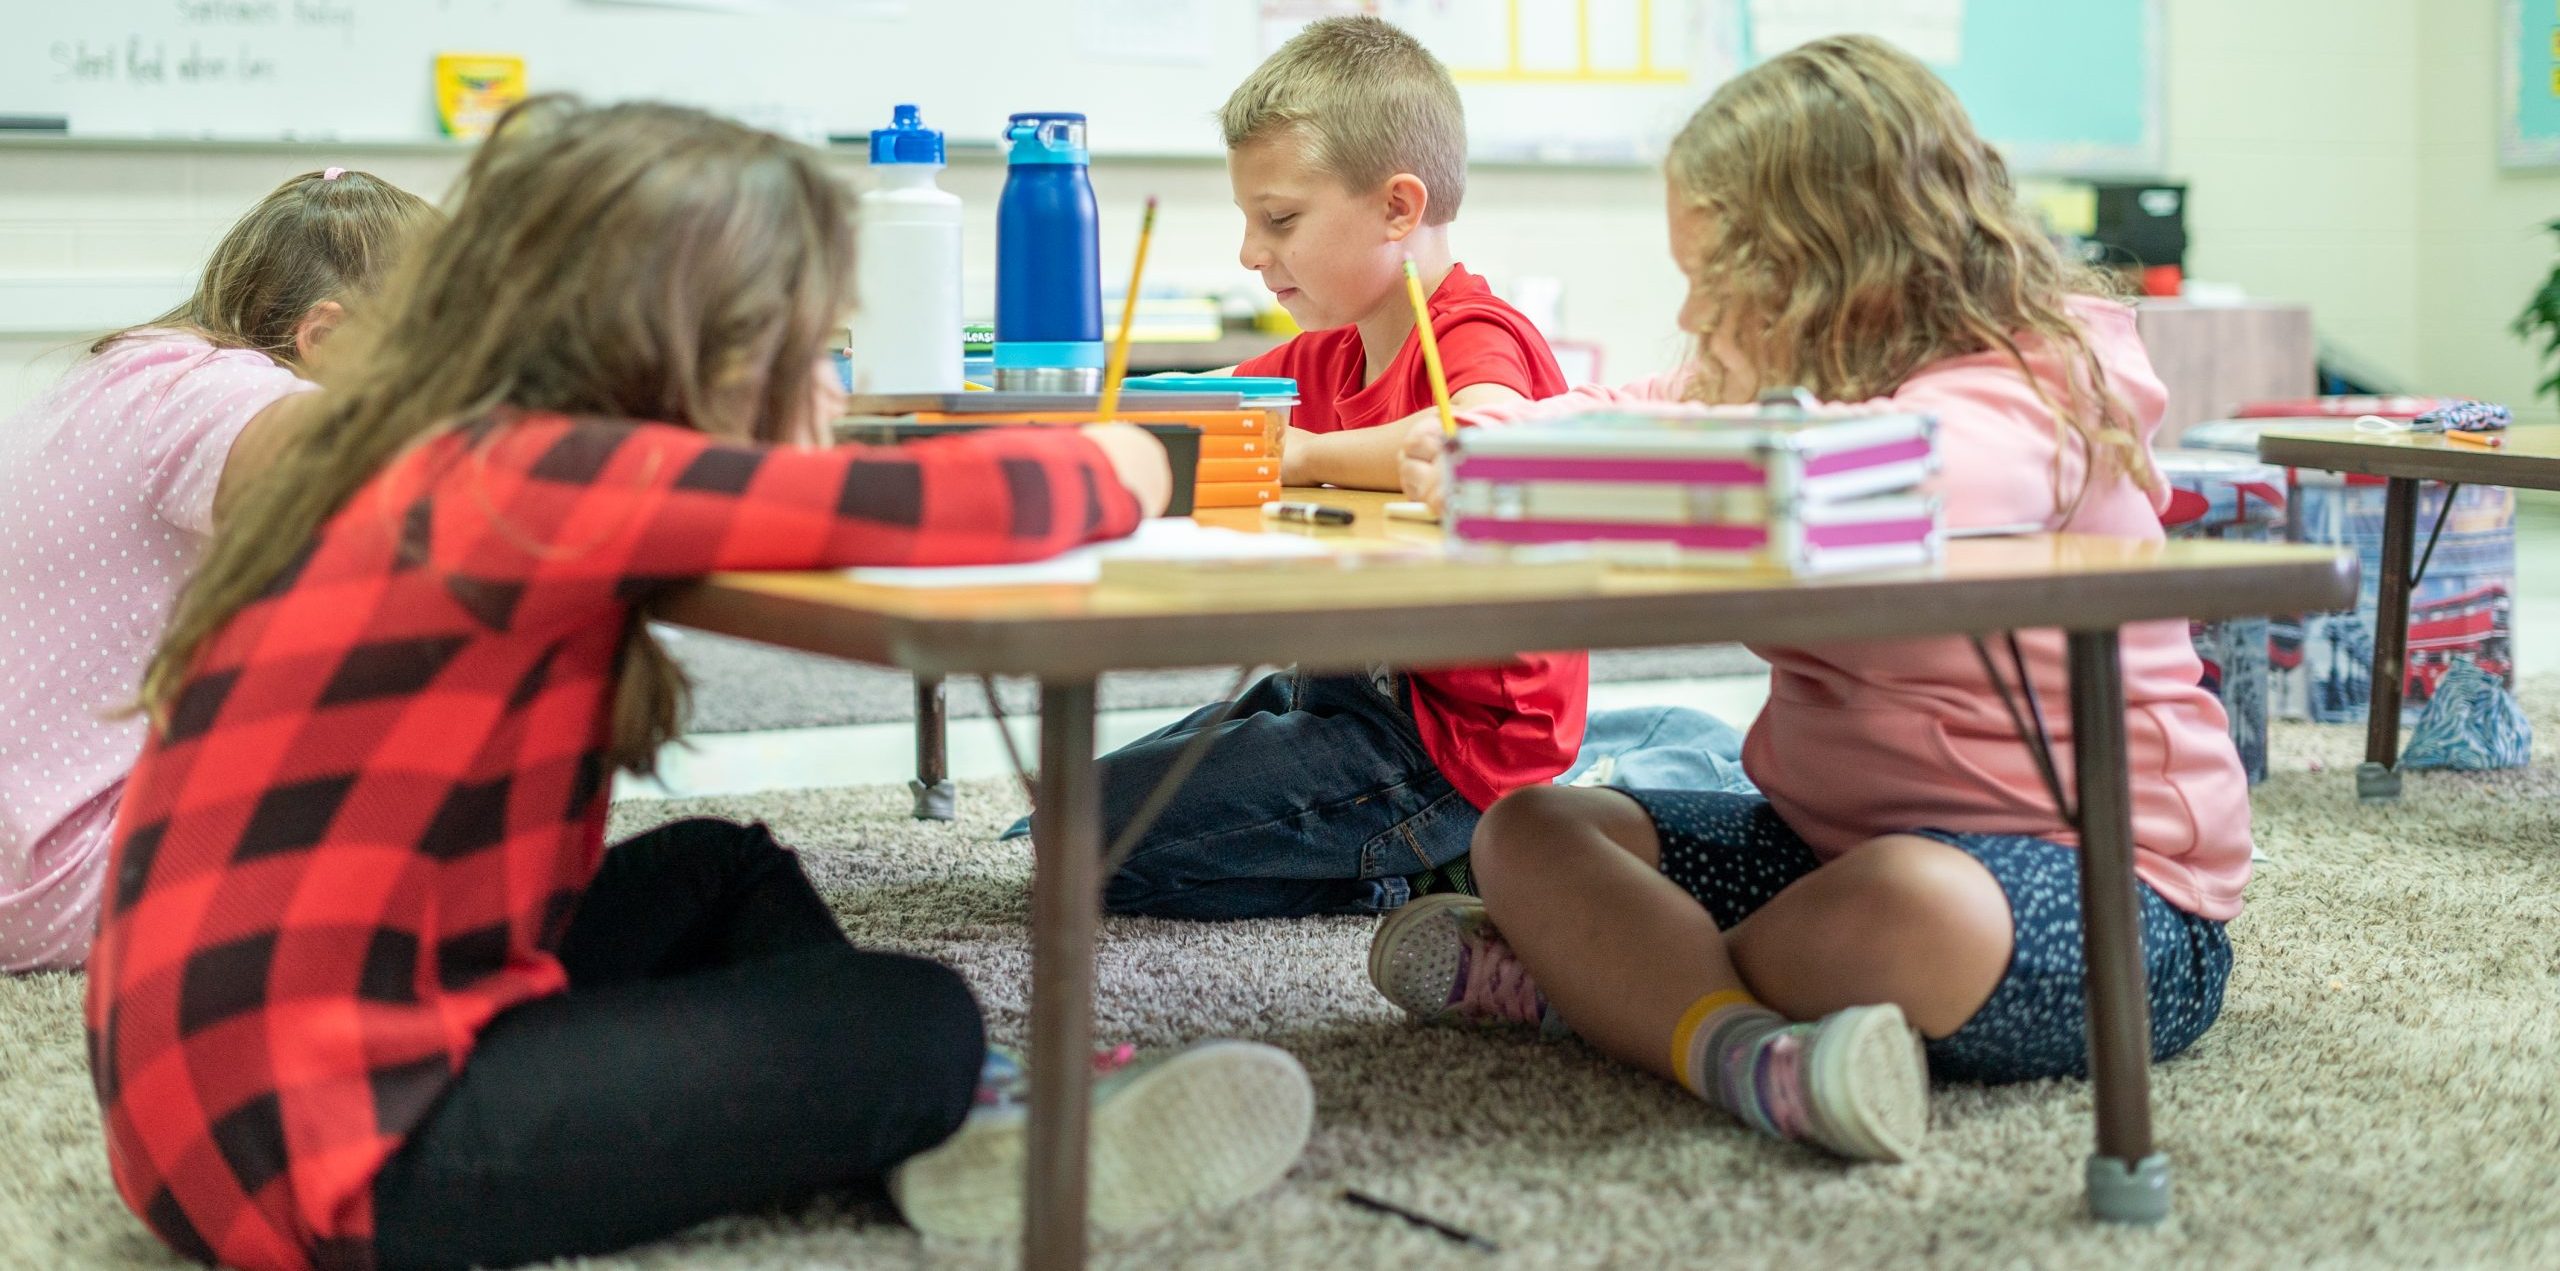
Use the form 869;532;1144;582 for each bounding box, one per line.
657;489;2355;1269
2255;424;2560;800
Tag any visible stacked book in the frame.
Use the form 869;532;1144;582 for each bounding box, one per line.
1446;393;1943;575
1124;376;1296;509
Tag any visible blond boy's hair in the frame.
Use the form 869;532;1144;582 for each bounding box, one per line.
1221;16;1466;224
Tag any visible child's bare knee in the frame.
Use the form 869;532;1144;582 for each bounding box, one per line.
1469;785;1569;891
1824;836;2011;958
1470;786;1657;904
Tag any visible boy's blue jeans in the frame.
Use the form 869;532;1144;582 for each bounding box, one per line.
1000;669;1477;920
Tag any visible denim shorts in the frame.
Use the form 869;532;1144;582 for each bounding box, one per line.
1623;789;2234;1085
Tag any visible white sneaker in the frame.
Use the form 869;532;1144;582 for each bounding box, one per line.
890;1040;1314;1241
1783;1003;1931;1163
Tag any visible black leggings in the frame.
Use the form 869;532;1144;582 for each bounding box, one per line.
368;818;986;1271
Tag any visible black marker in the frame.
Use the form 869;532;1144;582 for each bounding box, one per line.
1262;501;1355;526
1341;1188;1499;1252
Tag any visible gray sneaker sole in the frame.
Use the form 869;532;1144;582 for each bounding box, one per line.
891;1040;1315;1241
1804;1003;1930;1163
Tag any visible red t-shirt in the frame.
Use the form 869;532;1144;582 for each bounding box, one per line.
1238;264;1587;808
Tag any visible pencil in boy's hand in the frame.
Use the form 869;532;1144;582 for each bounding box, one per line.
1402;256;1458;438
1097;196;1159;421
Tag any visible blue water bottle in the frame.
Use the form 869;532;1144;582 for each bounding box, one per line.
995;112;1103;393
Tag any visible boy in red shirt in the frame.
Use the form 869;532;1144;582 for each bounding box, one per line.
1015;16;1588;919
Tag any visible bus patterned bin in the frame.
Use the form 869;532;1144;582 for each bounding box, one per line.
2184;419;2518;726
2158;449;2288;782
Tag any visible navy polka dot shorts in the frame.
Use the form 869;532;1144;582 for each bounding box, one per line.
1626;789;2233;1086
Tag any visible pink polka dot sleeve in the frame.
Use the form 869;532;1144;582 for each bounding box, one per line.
136;348;317;536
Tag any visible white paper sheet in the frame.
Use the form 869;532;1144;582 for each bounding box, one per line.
846;516;1332;589
1747;0;1964;66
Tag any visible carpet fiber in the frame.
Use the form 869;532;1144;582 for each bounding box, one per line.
7;697;2559;1269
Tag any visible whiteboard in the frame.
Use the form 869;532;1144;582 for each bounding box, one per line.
2;0;2156;172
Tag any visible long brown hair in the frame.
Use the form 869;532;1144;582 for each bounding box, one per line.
94;168;436;368
1664;35;2158;515
139;97;860;773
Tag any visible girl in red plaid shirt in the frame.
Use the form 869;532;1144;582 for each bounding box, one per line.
89;98;1312;1271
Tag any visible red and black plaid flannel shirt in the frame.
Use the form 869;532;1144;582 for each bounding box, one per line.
85;414;1139;1271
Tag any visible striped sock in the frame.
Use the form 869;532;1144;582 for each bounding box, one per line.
1667;988;1803;1138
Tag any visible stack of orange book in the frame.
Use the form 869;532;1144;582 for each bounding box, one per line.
1181;412;1280;507
1192;479;1282;508
915;407;1284;510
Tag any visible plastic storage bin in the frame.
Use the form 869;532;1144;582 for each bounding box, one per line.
2157;447;2288;781
1120;375;1299;434
2182;417;2517;724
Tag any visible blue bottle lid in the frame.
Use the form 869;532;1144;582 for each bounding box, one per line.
1006;112;1089;165
1121;375;1299;401
870;104;944;166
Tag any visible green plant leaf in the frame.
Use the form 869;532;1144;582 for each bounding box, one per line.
2521;228;2560;408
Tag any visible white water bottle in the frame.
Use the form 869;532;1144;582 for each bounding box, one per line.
847;104;963;395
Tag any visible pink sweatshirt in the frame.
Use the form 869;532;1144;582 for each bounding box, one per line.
1460;299;2251;920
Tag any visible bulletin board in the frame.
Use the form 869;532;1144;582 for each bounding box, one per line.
2503;0;2560;168
1731;0;2161;175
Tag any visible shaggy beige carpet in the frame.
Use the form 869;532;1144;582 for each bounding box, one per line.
7;700;2559;1269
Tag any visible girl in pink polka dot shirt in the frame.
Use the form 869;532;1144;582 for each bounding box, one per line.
0;169;435;972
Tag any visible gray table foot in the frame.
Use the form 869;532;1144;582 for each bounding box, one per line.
909;778;957;821
2086;1152;2172;1224
2355;761;2402;803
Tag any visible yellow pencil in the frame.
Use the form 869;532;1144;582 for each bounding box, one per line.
1402;257;1457;437
1097;196;1158;421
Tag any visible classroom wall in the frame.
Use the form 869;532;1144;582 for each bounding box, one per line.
2160;0;2423;393
2417;4;2560;427
3;0;2548;425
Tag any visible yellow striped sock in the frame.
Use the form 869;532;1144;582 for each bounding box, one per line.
1668;988;1760;1100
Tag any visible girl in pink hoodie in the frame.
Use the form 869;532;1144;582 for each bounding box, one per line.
1367;35;2245;1164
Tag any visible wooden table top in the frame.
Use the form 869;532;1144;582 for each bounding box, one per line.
655;489;2359;679
2255;423;2560;490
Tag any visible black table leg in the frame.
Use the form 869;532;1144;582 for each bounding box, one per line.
2065;629;2169;1223
1026;681;1100;1270
911;675;955;820
2359;477;2417;802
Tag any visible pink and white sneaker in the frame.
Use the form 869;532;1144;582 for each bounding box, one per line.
1730;1005;1930;1163
1367;893;1566;1035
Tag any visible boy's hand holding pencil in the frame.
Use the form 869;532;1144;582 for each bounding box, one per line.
1397;412;1450;516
